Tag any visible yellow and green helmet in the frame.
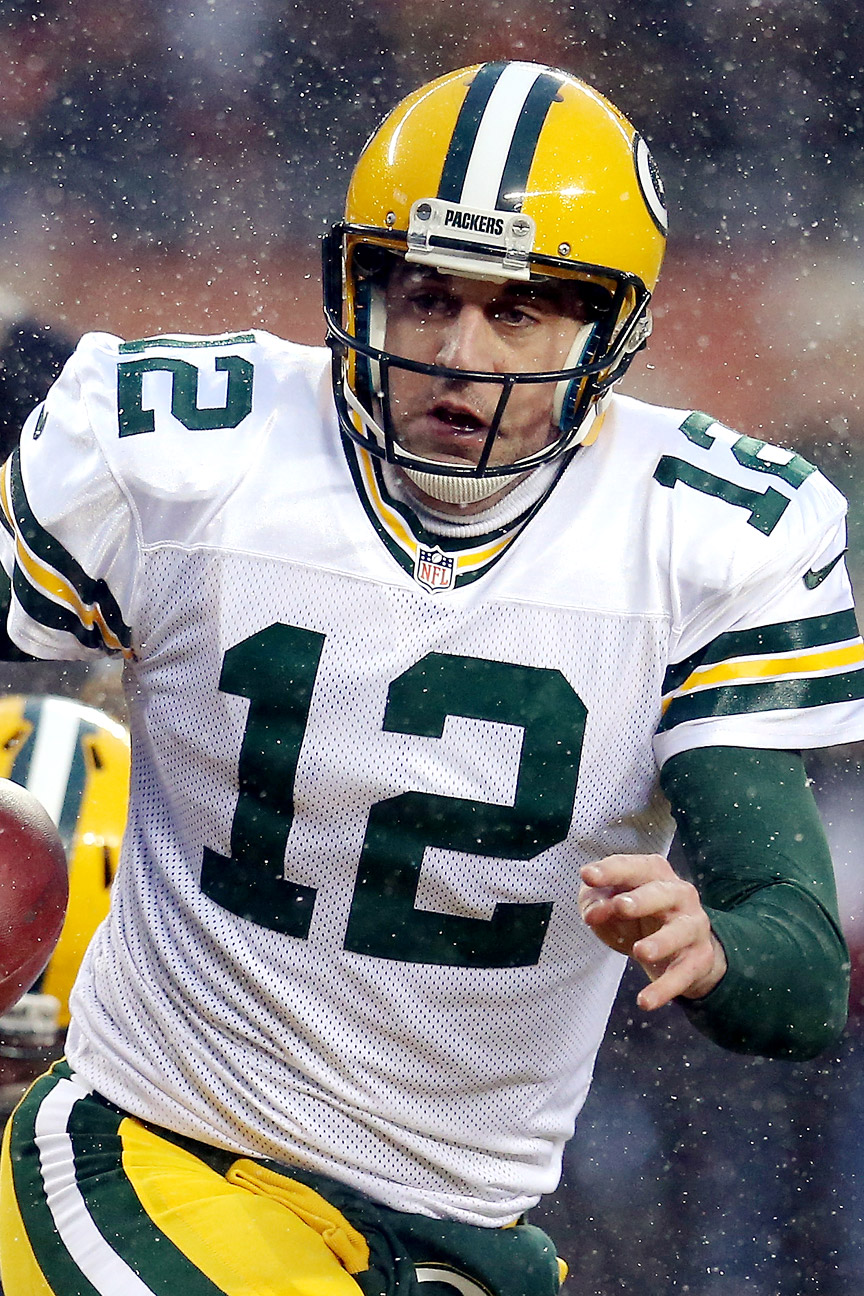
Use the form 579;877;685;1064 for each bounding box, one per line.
323;61;668;483
0;694;130;1032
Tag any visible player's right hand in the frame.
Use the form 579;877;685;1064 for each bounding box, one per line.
578;853;728;1011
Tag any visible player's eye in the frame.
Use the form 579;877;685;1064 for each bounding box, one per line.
500;305;531;323
3;729;27;753
408;289;451;316
494;302;542;327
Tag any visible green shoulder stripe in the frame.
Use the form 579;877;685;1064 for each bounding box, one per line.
10;564;113;653
663;609;860;693
658;666;864;733
9;449;132;652
118;332;255;353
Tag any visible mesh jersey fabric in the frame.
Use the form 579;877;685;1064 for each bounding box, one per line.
1;330;863;1224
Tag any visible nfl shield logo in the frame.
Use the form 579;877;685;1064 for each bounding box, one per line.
414;546;455;592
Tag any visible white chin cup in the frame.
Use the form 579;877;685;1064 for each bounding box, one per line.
403;466;525;506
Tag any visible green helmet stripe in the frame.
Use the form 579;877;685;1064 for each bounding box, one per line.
437;62;506;202
496;70;564;211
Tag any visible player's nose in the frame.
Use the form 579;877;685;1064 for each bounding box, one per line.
435;306;501;374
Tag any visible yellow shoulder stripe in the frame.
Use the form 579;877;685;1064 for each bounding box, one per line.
662;641;864;713
12;532;132;658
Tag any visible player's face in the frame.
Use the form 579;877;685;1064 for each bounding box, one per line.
383;264;591;513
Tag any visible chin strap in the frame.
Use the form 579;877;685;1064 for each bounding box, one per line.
578;390;611;448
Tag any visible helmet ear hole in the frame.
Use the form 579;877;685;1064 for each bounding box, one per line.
576;281;616;322
352;243;399;284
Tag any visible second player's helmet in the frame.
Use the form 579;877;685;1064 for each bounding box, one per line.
0;695;130;1030
323;60;668;491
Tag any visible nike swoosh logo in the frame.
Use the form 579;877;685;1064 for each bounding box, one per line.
803;550;846;589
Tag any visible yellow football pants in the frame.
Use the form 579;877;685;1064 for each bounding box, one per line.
0;1060;565;1296
0;1062;368;1295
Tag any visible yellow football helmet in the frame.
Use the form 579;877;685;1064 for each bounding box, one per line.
323;60;667;492
0;694;130;1035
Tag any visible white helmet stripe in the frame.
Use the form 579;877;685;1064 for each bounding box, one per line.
634;135;668;234
23;696;83;827
459;63;551;209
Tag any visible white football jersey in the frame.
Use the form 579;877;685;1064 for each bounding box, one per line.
2;330;863;1225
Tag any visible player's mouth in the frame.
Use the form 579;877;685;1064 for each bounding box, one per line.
405;401;494;460
430;401;489;434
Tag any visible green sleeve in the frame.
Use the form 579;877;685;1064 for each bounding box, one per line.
660;745;849;1060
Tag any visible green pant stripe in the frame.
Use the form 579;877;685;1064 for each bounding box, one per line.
8;1066;103;1296
7;1063;223;1296
66;1096;225;1295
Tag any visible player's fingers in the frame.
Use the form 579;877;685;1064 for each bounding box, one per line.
603;876;702;923
635;945;716;1010
577;885;619;921
580;853;674;891
636;965;693;1011
631;910;710;966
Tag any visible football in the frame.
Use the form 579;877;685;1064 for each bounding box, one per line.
0;778;68;1016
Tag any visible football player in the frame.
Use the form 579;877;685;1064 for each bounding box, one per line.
0;61;860;1296
0;695;130;1120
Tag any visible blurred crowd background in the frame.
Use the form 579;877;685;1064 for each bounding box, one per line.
1;1;863;1293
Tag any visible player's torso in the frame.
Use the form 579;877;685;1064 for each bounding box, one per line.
103;335;678;946
120;351;676;956
67;338;678;1218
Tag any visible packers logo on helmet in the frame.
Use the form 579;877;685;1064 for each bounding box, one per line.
323;60;667;490
0;694;130;1090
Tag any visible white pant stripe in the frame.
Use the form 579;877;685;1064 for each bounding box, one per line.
416;1265;491;1296
34;1073;156;1296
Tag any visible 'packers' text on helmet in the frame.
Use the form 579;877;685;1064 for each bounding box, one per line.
0;695;130;1112
323;61;667;498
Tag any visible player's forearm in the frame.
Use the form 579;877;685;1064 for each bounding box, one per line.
661;745;849;1059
